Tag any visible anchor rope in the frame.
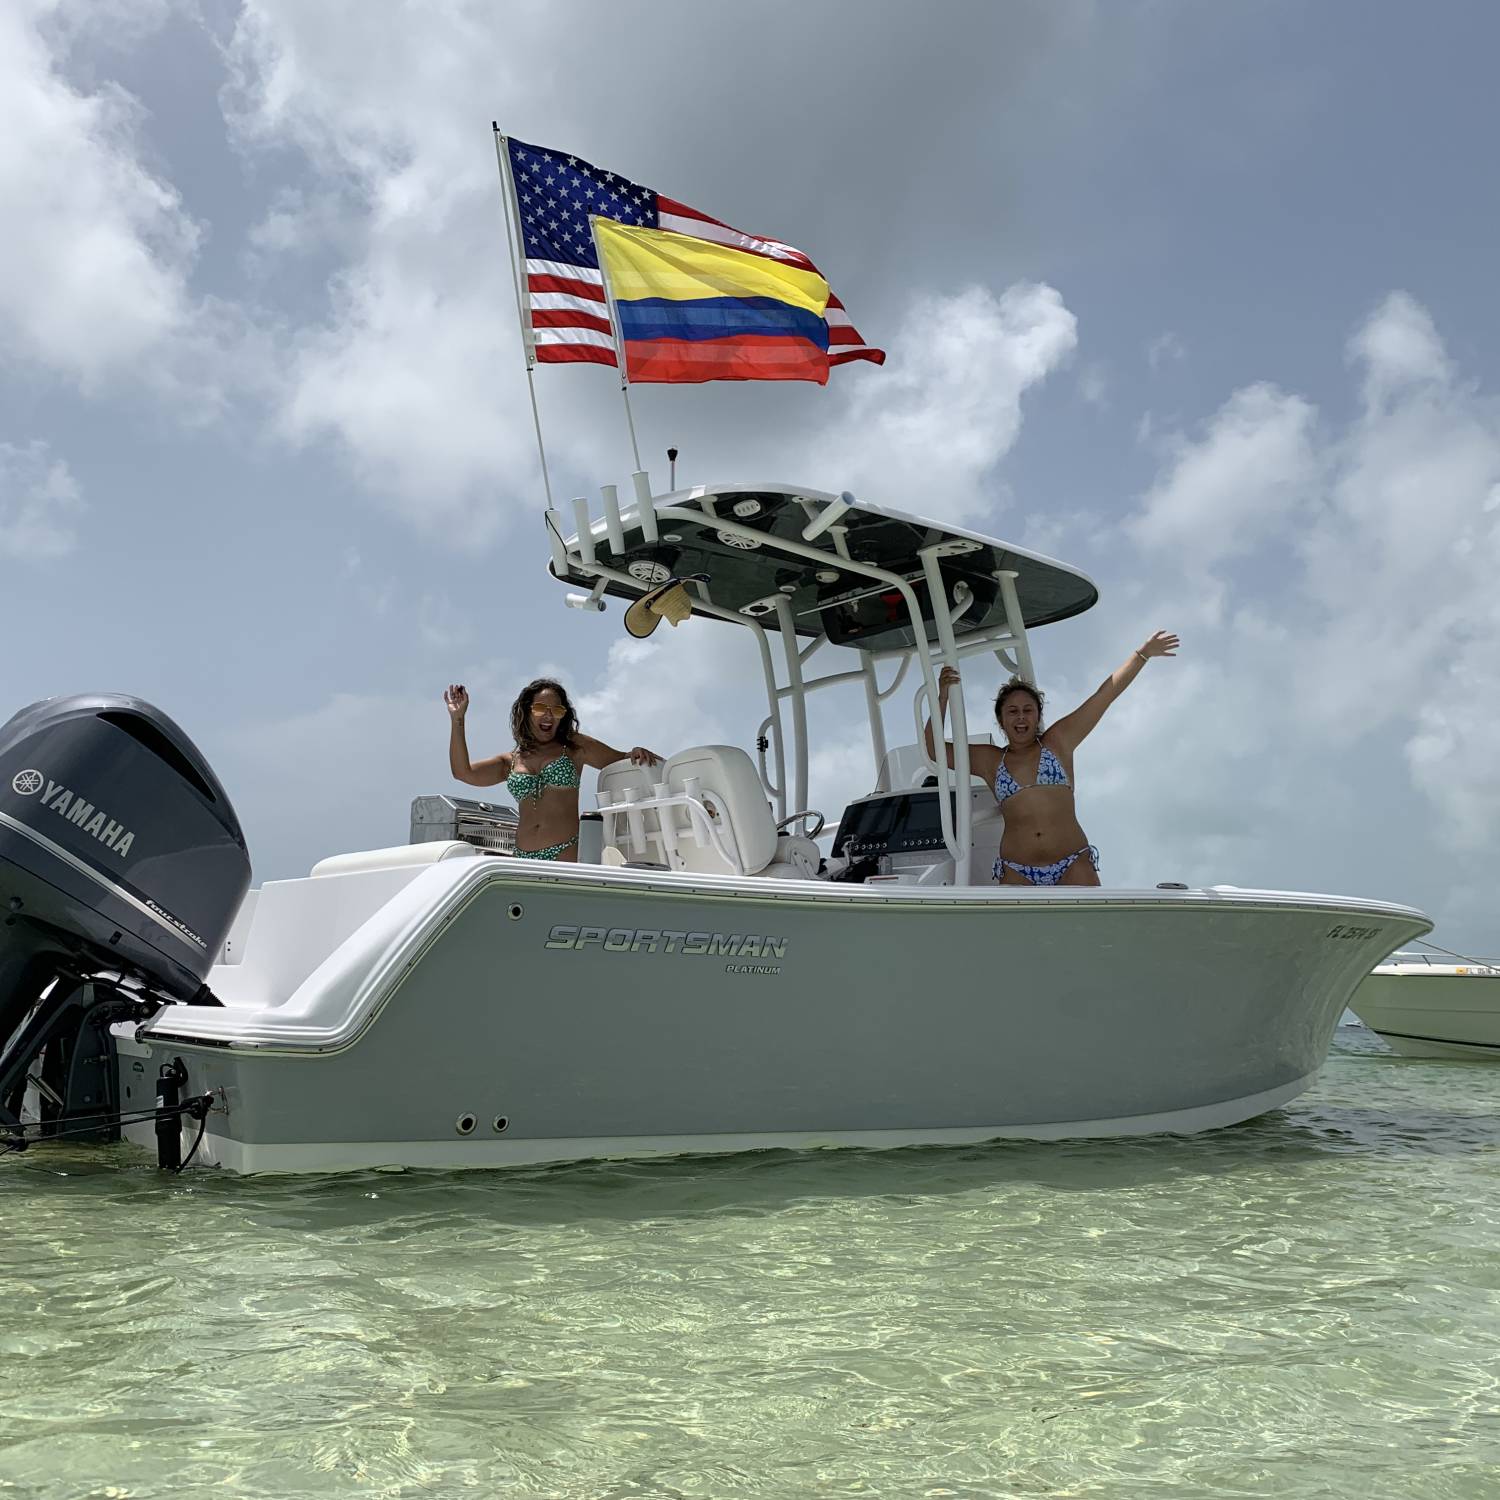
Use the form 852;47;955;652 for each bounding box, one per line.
1;1093;214;1170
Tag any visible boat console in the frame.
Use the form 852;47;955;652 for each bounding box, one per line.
830;782;1002;886
833;788;955;861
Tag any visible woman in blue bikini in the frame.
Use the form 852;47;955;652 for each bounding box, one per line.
443;679;662;860
924;631;1178;886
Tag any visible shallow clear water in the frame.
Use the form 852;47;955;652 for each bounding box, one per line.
5;1027;1500;1500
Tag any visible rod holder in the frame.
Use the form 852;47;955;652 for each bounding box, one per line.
632;470;659;543
545;509;568;574
681;776;708;847
653;780;682;863
601;484;626;556
802;491;853;541
571;498;596;565
620;787;647;856
595;791;618;853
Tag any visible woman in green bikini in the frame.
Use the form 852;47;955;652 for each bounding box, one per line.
444;678;662;861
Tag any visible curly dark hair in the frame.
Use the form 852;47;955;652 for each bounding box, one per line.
511;678;579;752
994;677;1045;729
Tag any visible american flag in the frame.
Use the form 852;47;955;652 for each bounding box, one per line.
503;135;884;372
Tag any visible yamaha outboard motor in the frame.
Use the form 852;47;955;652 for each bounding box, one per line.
0;695;250;1144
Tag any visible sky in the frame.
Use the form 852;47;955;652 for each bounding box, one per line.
3;0;1500;953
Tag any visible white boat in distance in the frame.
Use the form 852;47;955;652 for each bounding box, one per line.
0;480;1429;1173
1350;951;1500;1059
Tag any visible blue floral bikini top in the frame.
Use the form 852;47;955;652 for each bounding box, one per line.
506;753;581;804
994;744;1070;803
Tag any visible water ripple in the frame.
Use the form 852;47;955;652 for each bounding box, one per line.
4;1030;1500;1496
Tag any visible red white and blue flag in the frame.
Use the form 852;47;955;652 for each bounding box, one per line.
504;135;884;376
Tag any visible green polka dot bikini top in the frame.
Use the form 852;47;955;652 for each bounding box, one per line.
506;753;581;804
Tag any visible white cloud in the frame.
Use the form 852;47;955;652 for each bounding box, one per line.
1100;292;1500;896
1404;697;1500;854
277;269;537;536
575;628;754;759
1128;382;1319;569
0;1;199;388
807;724;883;825
224;689;444;878
244;185;353;267
50;0;174;49
223;655;522;879
220;0;562;533
1349;290;1450;406
0;440;84;559
803;282;1078;525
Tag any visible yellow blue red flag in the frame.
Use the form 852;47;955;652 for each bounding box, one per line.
503;135;883;380
592;218;831;384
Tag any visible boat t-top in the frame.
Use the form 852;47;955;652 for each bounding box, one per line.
0;475;1431;1171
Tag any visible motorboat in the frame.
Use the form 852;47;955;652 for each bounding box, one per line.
1350;950;1500;1059
0;478;1431;1172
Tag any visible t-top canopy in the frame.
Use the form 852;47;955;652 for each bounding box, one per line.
551;483;1098;652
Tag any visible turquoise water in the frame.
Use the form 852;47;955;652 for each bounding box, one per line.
5;1027;1500;1499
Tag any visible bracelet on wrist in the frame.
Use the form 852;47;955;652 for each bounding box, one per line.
1134;649;1148;664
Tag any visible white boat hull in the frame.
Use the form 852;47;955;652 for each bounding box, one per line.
116;857;1429;1173
1350;962;1500;1059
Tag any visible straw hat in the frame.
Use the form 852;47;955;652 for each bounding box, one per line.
625;577;702;639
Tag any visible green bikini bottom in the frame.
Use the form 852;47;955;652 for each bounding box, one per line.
512;836;578;861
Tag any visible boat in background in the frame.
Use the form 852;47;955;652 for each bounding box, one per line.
1350;950;1500;1059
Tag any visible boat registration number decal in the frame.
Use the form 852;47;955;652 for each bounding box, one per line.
1326;924;1383;941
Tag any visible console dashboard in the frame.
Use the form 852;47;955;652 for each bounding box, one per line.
831;790;957;860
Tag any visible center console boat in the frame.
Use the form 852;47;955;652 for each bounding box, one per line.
0;479;1430;1171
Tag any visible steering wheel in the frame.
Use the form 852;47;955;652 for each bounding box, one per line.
775;809;826;839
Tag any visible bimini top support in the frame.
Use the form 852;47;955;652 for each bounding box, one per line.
546;480;1099;884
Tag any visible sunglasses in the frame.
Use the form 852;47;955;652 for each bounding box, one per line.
528;703;568;718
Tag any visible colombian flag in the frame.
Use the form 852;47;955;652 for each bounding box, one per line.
592;217;832;385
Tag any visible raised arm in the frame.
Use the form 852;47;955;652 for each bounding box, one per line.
573;732;663;771
1046;632;1179;756
923;667;1002;780
444;684;511;788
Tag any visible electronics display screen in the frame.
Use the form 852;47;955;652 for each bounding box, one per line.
832;791;956;859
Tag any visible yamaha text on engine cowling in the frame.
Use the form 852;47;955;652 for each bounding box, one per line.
0;695;249;1153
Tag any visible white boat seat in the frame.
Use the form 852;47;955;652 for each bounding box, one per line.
662;745;779;876
763;831;822;881
594;760;666;864
597;745;780;876
877;738;993;793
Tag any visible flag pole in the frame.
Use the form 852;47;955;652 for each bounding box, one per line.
589;215;643;473
492;123;555;508
619;384;643;476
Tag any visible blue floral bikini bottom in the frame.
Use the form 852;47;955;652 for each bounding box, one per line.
994;844;1100;886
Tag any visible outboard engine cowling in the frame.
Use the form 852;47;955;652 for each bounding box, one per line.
0;695;250;1136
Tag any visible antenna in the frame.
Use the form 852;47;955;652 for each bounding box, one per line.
667;447;678;489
